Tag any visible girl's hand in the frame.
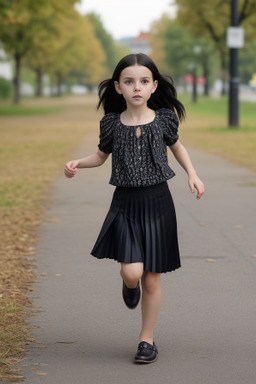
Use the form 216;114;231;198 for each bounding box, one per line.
188;174;205;200
64;160;79;178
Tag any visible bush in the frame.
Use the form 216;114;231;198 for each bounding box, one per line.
0;78;13;99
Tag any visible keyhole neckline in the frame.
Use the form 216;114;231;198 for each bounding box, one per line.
136;126;142;139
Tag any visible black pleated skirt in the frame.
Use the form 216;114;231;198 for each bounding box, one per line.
91;182;181;273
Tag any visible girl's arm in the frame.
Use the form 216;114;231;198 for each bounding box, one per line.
64;150;109;178
169;140;205;200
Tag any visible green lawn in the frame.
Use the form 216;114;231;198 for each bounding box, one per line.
0;103;65;116
179;94;256;171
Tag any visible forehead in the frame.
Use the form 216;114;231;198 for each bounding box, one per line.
120;65;153;79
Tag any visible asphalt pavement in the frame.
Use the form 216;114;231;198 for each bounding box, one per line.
22;136;256;384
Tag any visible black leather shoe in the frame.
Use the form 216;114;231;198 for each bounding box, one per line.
134;341;158;364
122;281;140;309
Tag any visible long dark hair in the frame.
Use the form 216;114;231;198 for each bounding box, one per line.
97;53;185;120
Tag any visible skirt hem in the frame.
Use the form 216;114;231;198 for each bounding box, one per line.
90;253;181;274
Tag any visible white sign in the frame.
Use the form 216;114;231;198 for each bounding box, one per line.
227;27;244;48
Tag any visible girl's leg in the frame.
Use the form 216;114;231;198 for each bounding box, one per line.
140;272;161;345
120;262;144;288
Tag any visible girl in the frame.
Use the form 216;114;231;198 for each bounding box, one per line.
65;53;204;364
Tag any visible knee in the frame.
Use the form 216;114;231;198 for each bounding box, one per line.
142;272;161;295
120;263;143;285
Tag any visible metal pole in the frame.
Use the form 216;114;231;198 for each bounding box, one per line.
229;0;239;127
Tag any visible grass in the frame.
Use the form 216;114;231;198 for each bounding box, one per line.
180;94;256;171
0;93;255;381
0;103;65;116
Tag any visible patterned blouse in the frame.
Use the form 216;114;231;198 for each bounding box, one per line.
98;108;179;187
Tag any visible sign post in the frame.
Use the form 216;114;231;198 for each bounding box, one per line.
227;0;244;127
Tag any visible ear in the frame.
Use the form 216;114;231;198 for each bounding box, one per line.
151;80;158;94
114;81;122;95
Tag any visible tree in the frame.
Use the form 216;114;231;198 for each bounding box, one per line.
87;13;128;76
239;39;256;83
0;0;78;102
150;15;216;95
47;12;106;95
175;0;256;94
24;10;59;96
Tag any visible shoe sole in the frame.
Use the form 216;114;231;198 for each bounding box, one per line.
123;300;140;310
134;357;158;364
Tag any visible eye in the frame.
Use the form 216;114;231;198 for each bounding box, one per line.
142;79;149;84
125;80;132;85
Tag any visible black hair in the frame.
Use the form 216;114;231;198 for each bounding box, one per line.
97;53;185;121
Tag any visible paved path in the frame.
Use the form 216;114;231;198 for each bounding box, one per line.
22;138;256;384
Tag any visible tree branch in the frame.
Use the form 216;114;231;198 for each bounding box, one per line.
239;0;256;24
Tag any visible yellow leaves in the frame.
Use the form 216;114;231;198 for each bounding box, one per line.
46;11;106;82
3;7;30;26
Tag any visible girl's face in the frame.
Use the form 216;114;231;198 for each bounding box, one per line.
114;65;158;108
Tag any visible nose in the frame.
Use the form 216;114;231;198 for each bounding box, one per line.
134;81;140;91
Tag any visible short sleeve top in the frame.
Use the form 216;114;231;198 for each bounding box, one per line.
98;108;179;187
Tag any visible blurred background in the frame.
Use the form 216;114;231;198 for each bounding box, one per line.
1;0;256;104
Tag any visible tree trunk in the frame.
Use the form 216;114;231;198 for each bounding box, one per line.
192;67;197;102
202;58;209;96
220;50;227;96
13;54;22;104
36;68;43;97
56;73;62;96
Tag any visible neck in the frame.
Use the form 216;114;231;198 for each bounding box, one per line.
121;106;155;125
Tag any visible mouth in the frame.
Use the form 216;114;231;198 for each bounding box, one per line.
133;95;142;99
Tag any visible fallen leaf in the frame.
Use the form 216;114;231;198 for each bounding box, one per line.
37;372;47;376
40;273;48;276
233;224;244;229
206;259;216;263
251;254;256;258
46;217;61;223
55;274;62;277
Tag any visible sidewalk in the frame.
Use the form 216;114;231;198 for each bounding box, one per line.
22;139;256;384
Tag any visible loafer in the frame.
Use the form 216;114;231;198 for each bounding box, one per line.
134;341;158;364
122;281;140;309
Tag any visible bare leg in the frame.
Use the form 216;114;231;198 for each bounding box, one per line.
120;262;144;288
140;272;161;345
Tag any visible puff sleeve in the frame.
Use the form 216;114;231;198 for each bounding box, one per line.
160;108;179;146
98;113;116;153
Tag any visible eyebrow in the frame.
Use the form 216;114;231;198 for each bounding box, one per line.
123;76;151;80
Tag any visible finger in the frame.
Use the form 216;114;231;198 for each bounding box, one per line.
64;168;75;178
196;186;204;200
189;181;195;194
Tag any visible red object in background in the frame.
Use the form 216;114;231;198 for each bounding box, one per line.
185;74;206;85
185;74;193;84
197;76;206;85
